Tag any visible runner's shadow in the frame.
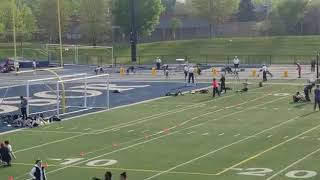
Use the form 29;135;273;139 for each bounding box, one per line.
300;111;318;118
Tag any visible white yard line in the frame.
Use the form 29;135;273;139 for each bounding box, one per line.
12;91;238;153
142;114;305;180
29;94;288;178
266;147;320;180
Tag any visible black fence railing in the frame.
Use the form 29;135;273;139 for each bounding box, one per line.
114;54;317;66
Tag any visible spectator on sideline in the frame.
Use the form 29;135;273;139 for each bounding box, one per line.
296;63;302;78
314;85;320;111
4;141;16;160
0;143;12;166
20;96;28;120
233;56;240;70
188;66;195;84
311;60;316;73
120;172;127;180
92;171;112;180
29;160;47;180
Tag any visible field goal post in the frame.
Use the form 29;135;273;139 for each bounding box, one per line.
26;73;87;117
46;44;114;66
56;74;110;117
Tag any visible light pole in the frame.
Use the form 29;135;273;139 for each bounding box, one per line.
129;0;137;62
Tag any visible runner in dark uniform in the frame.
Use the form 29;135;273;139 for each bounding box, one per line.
314;85;320;111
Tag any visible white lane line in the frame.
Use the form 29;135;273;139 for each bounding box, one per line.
267;135;273;138
55;127;64;130
69;127;78;130
142;114;304;180
266;146;320;180
26;90;283;178
187;132;194;135
128;130;135;133
218;133;224;136
84;128;91;131
234;134;241;137
202;133;209;136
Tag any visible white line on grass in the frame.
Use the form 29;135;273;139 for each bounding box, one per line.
142;114;304;180
266;146;320;180
38;94;288;178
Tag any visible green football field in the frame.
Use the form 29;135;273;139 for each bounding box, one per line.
1;83;320;180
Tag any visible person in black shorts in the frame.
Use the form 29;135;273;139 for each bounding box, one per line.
20;96;28;120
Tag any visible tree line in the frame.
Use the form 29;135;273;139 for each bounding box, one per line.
0;0;319;45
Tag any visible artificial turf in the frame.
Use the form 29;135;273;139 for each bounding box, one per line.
1;83;320;180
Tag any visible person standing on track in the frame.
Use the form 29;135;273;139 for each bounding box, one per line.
184;65;189;81
314;85;320;111
212;78;220;97
0;143;12;166
220;75;226;94
32;60;37;71
233;56;240;71
20;96;28;120
188;66;195;84
311;60;316;73
296;63;302;78
304;82;315;102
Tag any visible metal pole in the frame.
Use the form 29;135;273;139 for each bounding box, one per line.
57;0;64;67
130;0;137;62
12;0;17;62
56;82;60;117
26;81;30;117
84;78;87;108
107;75;110;110
317;52;319;79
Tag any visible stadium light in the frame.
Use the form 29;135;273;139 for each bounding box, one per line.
129;0;137;62
317;52;319;79
57;0;63;67
12;0;17;61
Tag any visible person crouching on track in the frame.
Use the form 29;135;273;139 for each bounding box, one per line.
0;143;12;167
293;92;305;103
212;78;220;97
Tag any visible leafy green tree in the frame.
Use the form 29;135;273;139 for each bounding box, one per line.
0;0;37;45
191;0;239;37
238;0;255;21
162;0;176;12
79;0;110;45
37;0;69;42
112;0;165;36
170;17;182;39
274;0;309;33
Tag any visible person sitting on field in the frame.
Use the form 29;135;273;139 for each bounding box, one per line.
92;171;112;180
293;92;305;103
